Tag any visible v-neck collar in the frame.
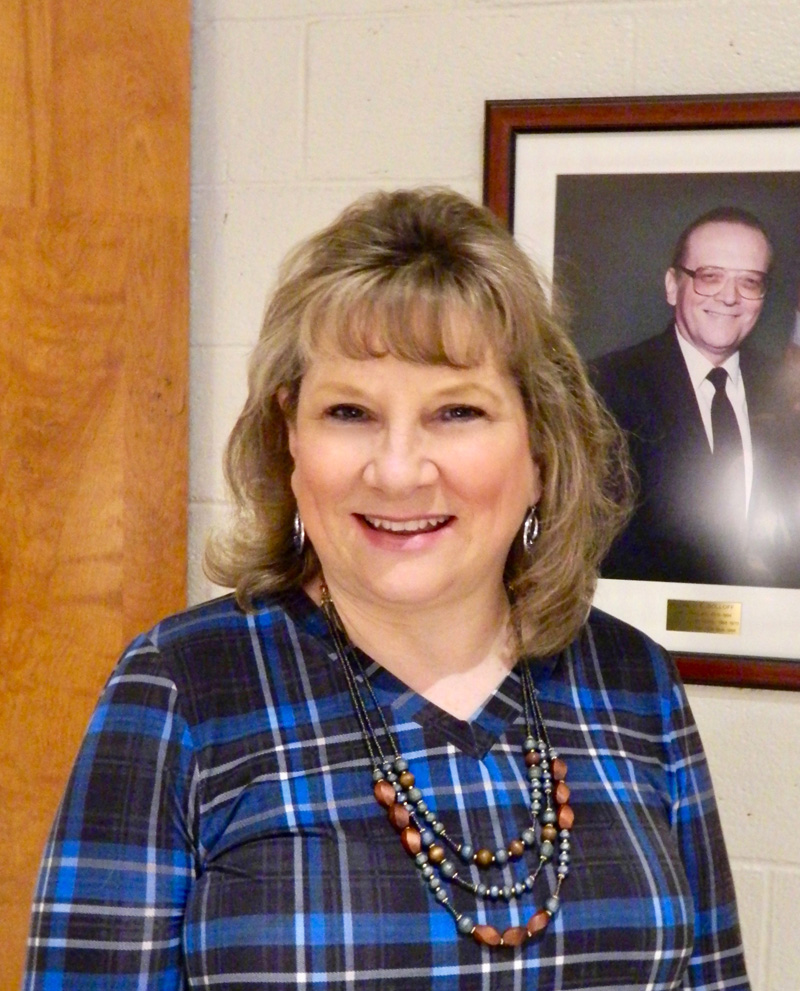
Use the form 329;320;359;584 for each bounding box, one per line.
284;587;562;760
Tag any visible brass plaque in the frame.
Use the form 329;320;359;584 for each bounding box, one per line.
666;599;742;635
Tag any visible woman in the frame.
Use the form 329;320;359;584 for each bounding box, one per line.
25;188;750;989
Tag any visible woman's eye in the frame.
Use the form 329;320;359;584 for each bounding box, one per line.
440;405;485;422
326;404;369;421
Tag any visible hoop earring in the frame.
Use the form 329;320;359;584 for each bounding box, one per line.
522;506;539;554
293;510;305;555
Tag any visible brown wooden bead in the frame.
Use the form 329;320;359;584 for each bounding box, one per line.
400;826;422;855
551;757;568;781
373;779;397;808
557;803;575;830
508;839;525;860
526;909;551;937
541;824;557;842
387;802;410;831
472;924;503;947
428;843;446;864
475;847;494;868
554;781;570;805
524;750;540;767
398;770;415;789
501;926;529;947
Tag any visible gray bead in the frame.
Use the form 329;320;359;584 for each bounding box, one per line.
421;865;434;879
425;811;437;823
420;829;435;846
433;821;446;835
416;799;428;814
435;888;449;903
501;886;512;901
395;790;407;803
393;757;409;772
514;882;525;896
542;809;557;825
489;885;500;900
386;772;398;783
540;840;554;859
407;787;422;803
440;860;457;878
524;875;535;890
545;895;560;914
429;877;441;891
372;768;385;782
558;852;570;864
528;765;542;780
494;848;508;866
476;883;488;897
457;915;475;935
415;852;429;866
459;844;474;863
523;736;536;752
558;864;570;876
521;828;536;846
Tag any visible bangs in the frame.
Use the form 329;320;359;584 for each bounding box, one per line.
296;279;510;370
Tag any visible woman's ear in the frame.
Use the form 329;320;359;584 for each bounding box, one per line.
277;386;297;457
529;458;543;507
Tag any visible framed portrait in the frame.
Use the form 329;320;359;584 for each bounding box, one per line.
484;93;800;690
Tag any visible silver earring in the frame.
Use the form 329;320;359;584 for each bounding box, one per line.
522;506;539;554
293;510;305;555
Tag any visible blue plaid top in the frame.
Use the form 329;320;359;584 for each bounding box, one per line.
25;590;749;990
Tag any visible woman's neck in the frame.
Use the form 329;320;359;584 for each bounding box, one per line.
308;576;518;721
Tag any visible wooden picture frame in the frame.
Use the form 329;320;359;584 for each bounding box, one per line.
484;93;800;690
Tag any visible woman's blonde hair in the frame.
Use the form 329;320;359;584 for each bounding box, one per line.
205;187;632;658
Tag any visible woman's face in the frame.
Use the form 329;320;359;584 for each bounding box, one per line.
285;345;541;614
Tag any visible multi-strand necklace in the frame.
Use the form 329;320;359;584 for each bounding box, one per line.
320;584;573;949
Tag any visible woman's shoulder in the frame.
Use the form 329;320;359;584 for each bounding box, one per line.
141;587;322;648
113;587;330;704
573;606;682;699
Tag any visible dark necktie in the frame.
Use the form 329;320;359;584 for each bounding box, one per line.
707;366;745;521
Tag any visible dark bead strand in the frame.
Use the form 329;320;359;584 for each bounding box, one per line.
322;584;573;949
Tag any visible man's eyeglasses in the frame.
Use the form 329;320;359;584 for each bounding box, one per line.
676;265;768;301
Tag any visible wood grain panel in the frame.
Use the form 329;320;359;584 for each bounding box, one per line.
0;0;189;984
0;2;33;207
50;0;189;215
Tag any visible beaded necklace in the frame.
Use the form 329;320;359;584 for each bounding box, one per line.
320;584;574;949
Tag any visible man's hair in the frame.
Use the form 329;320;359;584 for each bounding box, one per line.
205;187;633;658
671;205;773;270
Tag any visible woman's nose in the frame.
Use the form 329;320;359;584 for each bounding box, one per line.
362;428;438;492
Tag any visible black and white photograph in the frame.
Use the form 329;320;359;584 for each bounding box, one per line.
486;95;800;685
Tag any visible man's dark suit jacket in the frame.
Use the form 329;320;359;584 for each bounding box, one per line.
590;326;798;587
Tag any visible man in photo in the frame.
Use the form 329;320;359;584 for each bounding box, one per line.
591;205;795;586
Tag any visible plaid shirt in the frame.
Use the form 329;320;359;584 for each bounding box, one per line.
25;590;749;990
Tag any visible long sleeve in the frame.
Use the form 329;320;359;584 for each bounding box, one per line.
23;635;199;990
663;661;750;990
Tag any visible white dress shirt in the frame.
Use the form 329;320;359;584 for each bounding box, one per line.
675;329;753;513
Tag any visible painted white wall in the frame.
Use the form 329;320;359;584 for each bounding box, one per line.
189;3;800;987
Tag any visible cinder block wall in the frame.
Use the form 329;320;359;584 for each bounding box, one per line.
189;3;800;987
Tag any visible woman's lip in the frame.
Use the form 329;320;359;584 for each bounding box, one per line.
358;514;453;534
